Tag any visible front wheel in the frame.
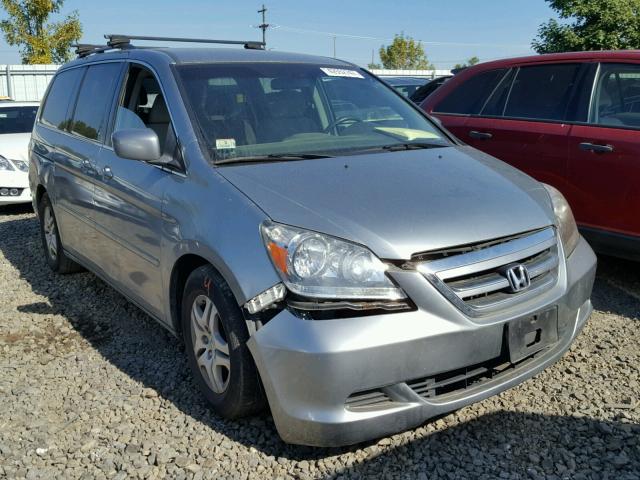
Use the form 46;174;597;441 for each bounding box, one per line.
182;265;266;418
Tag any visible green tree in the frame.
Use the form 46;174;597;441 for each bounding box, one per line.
0;0;82;64
367;62;382;70
453;56;480;70
379;34;434;70
533;0;640;53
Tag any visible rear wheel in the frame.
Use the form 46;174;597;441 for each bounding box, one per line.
182;265;266;418
38;193;82;273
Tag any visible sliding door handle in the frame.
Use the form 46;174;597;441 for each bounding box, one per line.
579;142;614;153
469;130;493;140
81;159;95;172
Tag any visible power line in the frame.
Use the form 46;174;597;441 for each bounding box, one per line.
272;25;530;49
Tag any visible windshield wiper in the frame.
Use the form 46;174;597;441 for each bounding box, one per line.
215;152;334;165
380;142;446;152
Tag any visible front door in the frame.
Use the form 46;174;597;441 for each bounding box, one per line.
93;64;178;318
462;63;594;193
568;62;640;241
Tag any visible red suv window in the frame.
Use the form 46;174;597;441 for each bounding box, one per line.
433;69;507;115
502;64;582;121
591;63;640;128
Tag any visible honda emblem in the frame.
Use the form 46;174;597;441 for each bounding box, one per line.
506;264;531;293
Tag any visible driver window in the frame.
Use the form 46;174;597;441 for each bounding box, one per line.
113;65;178;160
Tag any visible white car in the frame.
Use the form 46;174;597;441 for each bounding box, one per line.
0;101;39;205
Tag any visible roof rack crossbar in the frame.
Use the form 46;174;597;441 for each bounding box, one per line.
104;34;265;50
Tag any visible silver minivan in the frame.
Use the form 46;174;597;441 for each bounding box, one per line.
29;36;596;446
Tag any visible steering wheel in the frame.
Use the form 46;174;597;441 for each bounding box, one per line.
323;116;364;133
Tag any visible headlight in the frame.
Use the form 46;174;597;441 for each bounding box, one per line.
11;159;28;172
543;184;580;257
261;221;406;300
0;156;15;171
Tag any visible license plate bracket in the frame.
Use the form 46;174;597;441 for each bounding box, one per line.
508;308;558;363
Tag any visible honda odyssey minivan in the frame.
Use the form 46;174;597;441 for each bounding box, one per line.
29;35;596;446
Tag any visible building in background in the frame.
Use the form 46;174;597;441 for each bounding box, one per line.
369;69;451;78
0;65;60;102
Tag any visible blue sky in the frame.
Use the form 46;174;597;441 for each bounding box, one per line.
0;0;557;67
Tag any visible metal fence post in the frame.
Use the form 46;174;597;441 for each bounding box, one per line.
5;65;12;99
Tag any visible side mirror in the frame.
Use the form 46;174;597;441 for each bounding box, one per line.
112;128;161;162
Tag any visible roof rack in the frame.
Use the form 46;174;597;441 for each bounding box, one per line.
73;43;115;58
104;34;265;50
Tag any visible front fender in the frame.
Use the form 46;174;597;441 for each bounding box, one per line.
160;150;281;327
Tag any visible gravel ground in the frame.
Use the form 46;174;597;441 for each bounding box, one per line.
0;205;638;480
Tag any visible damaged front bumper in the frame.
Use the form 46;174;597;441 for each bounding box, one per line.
247;237;596;447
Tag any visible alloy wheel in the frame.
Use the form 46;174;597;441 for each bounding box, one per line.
190;294;231;393
43;206;58;261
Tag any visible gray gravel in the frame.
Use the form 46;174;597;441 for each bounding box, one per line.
0;204;638;479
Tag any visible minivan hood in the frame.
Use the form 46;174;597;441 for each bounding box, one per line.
218;146;554;260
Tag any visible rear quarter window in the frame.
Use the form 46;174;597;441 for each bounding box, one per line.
40;68;84;130
433;69;507;115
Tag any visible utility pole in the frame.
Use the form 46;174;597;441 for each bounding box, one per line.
332;35;336;58
257;4;269;47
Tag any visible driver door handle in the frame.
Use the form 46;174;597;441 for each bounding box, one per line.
102;166;114;180
579;142;614;153
469;130;493;140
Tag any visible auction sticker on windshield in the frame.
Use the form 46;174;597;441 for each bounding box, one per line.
320;68;364;79
216;138;236;150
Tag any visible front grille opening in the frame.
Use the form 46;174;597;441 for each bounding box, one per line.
346;325;555;411
345;388;395;411
407;338;546;400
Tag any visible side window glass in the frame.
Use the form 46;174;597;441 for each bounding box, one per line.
592;64;640;128
480;69;516;117
70;63;121;141
114;66;173;153
433;69;507;115
40;68;84;130
503;64;582;121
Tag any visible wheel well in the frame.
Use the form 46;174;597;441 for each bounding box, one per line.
169;254;211;334
35;185;46;209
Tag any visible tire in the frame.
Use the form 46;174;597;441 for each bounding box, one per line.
38;193;82;274
182;265;266;418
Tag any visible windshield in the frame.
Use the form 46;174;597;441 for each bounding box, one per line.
176;63;449;163
0;106;38;134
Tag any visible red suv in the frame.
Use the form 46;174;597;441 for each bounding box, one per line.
421;51;640;260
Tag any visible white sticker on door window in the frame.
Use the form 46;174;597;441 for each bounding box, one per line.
320;68;364;79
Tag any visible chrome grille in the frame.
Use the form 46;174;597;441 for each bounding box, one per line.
417;227;559;317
